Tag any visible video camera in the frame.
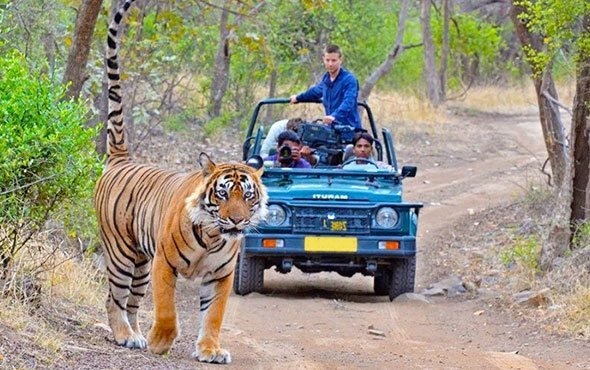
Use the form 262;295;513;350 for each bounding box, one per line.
297;122;356;166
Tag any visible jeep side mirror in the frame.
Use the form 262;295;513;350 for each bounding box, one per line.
401;165;417;178
245;155;264;170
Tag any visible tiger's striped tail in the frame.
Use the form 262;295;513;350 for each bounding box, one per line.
105;0;137;163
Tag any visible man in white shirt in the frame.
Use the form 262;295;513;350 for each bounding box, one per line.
260;117;318;166
260;118;303;157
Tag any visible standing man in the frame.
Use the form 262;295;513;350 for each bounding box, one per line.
289;44;361;130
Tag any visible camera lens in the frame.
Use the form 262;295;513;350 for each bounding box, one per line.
279;145;292;159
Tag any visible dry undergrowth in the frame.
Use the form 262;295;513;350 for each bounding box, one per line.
0;236;106;367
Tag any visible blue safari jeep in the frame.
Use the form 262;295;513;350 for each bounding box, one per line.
235;98;422;301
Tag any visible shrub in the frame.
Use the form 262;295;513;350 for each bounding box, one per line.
572;221;590;250
500;235;542;274
0;51;101;276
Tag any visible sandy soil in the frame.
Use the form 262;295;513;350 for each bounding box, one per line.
5;111;589;369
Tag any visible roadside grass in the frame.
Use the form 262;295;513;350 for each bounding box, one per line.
448;84;539;114
547;244;590;337
495;181;590;338
499;234;542;283
0;237;105;365
560;285;590;338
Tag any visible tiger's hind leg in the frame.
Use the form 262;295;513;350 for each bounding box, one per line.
125;254;151;348
192;272;234;364
103;244;148;349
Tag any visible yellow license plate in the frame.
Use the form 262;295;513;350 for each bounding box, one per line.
304;236;358;252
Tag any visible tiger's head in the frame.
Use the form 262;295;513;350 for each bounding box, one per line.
186;153;268;239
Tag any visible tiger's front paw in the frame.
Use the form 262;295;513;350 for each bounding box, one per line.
192;345;232;364
147;323;178;355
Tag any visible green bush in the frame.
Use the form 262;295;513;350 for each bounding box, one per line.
500;235;541;273
572;221;590;250
0;51;101;271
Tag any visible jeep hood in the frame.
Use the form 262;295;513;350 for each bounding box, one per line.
263;178;403;203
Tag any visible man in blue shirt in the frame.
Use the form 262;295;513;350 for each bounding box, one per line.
289;44;361;130
263;130;312;168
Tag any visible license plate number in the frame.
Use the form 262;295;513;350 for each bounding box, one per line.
323;219;348;231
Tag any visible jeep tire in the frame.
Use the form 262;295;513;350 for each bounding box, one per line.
388;256;416;301
233;253;264;295
373;269;391;296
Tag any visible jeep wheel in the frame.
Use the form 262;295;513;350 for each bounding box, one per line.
373;270;391;296
388;256;416;301
233;253;264;295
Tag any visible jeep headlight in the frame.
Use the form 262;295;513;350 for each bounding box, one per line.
265;204;287;226
375;207;399;228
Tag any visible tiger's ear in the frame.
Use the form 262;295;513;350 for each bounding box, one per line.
199;152;216;176
255;166;264;178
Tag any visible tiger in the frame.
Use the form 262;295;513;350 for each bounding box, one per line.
94;0;267;364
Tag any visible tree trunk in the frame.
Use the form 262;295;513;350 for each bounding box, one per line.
420;0;442;107
359;0;410;102
438;0;451;100
208;1;231;119
509;1;568;188
575;15;590;224
510;0;571;269
62;0;103;100
207;1;265;119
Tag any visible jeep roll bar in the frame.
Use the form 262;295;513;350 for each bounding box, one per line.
243;98;381;161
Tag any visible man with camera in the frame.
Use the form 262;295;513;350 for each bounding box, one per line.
263;130;312;168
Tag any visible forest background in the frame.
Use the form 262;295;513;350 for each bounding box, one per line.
0;0;589;365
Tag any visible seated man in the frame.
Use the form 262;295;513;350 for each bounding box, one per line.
260;117;304;157
263;130;312;169
342;132;392;171
260;117;317;166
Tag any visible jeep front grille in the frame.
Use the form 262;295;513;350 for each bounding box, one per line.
293;206;370;234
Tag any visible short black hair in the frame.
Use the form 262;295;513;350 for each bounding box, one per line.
277;130;300;146
352;132;374;146
324;44;342;57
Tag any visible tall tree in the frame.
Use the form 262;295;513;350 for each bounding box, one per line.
62;0;104;100
510;0;590;269
208;0;232;118
438;0;451;100
208;1;265;118
510;1;569;269
577;14;590;218
359;0;412;102
420;0;443;106
509;1;568;189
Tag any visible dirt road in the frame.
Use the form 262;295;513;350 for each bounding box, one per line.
189;113;587;370
62;113;589;369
